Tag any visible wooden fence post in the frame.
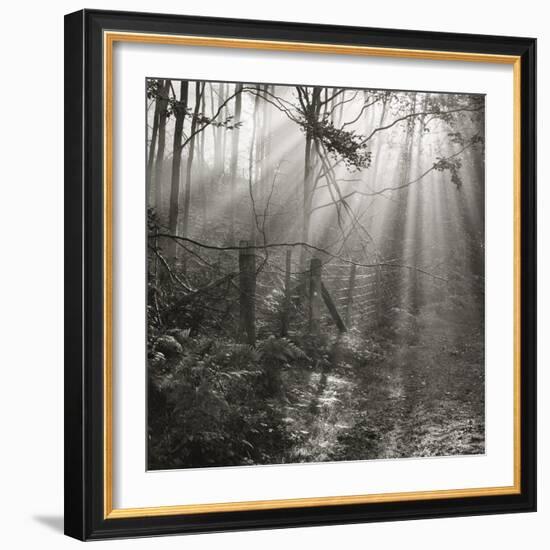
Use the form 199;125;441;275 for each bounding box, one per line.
308;257;322;333
375;264;382;325
344;263;357;326
321;282;347;333
411;264;419;313
281;248;292;337
239;240;256;345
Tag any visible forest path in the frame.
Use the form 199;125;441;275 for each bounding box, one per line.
283;328;485;464
284;362;357;464
349;330;485;461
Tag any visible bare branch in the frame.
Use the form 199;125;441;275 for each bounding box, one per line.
310;139;477;214
151;234;448;281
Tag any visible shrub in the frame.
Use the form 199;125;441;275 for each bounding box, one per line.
148;335;293;469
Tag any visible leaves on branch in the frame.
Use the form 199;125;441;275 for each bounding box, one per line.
302;115;372;170
448;132;485;148
146;78;163;100
433;156;463;189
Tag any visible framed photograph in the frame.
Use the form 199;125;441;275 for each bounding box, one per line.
64;9;536;540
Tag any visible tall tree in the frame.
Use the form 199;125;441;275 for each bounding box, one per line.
168;80;189;261
198;87;208;230
228;83;243;243
259;84;274;237
297;86;322;269
182;82;205;238
153;79;171;216
146;81;161;204
248;85;262;242
213;83;225;189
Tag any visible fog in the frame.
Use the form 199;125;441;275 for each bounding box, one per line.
146;79;485;470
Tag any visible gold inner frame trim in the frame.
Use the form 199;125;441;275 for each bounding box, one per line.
103;30;522;519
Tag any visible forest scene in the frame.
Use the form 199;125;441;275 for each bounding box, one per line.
146;78;485;470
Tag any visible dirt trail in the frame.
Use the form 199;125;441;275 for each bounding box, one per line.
285;365;356;463
284;331;485;464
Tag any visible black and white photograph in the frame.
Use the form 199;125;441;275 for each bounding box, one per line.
146;79;486;470
0;0;543;545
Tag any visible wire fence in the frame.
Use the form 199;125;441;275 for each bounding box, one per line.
159;241;404;341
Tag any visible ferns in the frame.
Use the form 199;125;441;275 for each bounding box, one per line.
257;336;308;363
147;334;293;469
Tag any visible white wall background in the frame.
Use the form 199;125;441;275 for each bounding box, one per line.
0;0;546;547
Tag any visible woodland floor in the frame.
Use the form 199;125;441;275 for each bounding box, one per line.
148;304;485;469
280;327;485;464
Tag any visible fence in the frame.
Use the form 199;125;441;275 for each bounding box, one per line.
196;242;401;344
155;238;406;343
152;227;447;343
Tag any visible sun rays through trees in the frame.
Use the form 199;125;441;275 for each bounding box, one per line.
146;78;485;470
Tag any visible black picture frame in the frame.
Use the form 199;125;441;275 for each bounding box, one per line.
64;8;536;541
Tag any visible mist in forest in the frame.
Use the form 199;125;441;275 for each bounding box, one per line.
146;79;485;470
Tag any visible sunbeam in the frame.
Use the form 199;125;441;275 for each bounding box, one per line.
146;78;486;470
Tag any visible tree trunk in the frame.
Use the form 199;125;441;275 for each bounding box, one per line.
239;240;256;345
146;83;161;204
299;87;321;270
213;83;224;188
228;83;243;243
182;82;205;239
198;86;208;230
261;85;274;236
248;86;261;242
221;83;229;174
168;80;189;262
153;79;170;217
281;248;292;336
